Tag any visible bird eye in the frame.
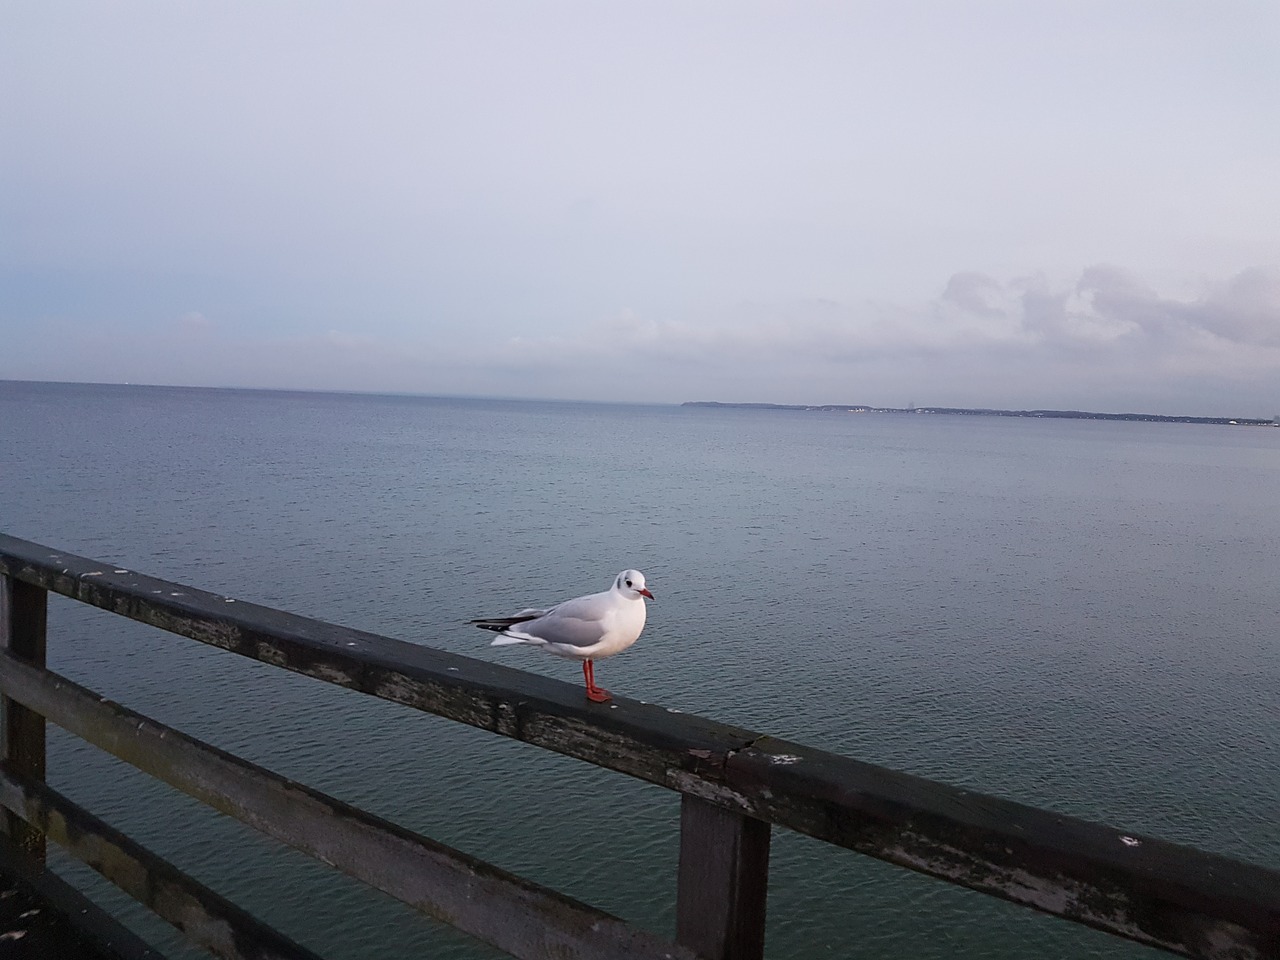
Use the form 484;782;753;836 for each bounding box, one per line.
625;579;633;587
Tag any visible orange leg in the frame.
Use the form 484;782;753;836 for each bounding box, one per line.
582;660;611;703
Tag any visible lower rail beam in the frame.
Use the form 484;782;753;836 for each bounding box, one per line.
0;652;698;960
0;766;320;960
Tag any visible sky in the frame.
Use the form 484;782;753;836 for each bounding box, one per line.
3;2;1279;416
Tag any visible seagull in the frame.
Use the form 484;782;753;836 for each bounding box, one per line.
472;570;653;703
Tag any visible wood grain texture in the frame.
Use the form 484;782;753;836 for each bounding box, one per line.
0;651;698;960
0;767;321;960
0;830;164;960
676;796;770;960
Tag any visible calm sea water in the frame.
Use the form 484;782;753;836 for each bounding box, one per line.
2;380;1277;960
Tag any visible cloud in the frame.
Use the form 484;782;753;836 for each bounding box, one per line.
6;264;1277;414
212;265;1270;399
1185;267;1280;346
516;264;1278;360
468;264;1280;411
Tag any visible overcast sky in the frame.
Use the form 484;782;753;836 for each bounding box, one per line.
4;2;1279;415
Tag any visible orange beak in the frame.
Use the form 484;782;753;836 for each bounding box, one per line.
639;587;654;599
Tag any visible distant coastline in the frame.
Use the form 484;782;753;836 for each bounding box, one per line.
681;401;1279;427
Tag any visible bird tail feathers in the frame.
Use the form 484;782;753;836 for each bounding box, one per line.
472;612;545;646
489;634;536;646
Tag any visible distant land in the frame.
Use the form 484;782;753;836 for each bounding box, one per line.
681;402;1279;427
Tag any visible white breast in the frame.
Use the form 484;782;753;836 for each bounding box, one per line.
591;599;648;659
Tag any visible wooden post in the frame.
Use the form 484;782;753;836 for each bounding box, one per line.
0;574;47;860
675;795;771;960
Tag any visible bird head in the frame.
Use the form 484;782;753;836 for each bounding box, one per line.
615;569;654;600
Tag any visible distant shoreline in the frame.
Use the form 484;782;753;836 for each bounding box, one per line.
4;381;1275;426
681;401;1279;427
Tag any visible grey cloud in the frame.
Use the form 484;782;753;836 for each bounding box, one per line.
466;265;1280;411
1067;265;1280;352
510;266;1280;368
941;272;1007;320
1185;267;1280;345
10;265;1275;415
940;265;1280;352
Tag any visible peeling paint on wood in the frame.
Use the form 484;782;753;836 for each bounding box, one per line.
721;737;1280;959
666;771;751;813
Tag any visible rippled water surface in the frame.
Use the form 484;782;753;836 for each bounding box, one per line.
3;380;1277;959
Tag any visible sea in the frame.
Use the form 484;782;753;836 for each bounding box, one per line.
1;379;1277;960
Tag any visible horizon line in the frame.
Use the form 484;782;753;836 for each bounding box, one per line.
2;377;1275;424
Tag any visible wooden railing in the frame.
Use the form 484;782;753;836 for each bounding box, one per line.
1;533;1277;960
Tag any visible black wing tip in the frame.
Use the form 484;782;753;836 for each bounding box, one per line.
469;614;539;632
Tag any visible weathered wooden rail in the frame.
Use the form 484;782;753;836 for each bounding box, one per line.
0;533;1277;960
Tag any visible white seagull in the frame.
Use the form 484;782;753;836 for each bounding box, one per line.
472;570;653;703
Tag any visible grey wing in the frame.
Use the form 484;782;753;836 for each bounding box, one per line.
541;591;611;622
518;609;608;648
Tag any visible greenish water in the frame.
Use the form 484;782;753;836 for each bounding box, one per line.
3;380;1277;959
